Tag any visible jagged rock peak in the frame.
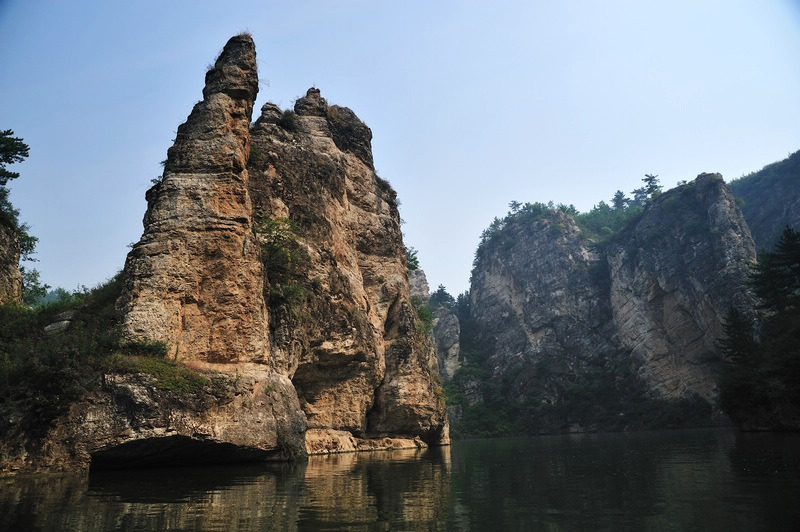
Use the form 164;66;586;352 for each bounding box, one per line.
202;33;258;101
118;32;268;364
294;87;328;116
408;269;431;300
254;86;375;168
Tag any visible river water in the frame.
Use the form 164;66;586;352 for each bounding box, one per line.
2;428;799;530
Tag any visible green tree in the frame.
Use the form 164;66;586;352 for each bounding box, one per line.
718;307;758;366
0;129;43;301
19;266;50;306
0;130;29;186
611;190;629;210
750;226;800;314
406;246;420;270
643;173;662;197
429;284;455;308
719;226;800;425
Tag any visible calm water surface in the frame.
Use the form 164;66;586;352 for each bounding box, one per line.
2;429;799;530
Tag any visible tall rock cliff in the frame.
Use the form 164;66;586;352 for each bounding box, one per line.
0;220;22;305
606;173;756;402
248;88;448;449
462;174;755;433
1;35;446;475
406;268;461;380
117;34;269;364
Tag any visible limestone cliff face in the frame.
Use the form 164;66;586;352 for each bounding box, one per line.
2;36;447;474
0;220;21;305
467;174;755;430
470;211;619;407
118;34;268;364
406;268;460;380
606;173;756;402
248;88;448;447
432;307;461;380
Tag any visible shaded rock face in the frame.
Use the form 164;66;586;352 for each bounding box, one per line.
432;307;460;380
3;370;307;473
469;174;755;424
471;211;620;406
406;268;461;380
0;221;21;305
607;173;756;401
117;34;268;364
248;88;448;446
728;149;800;251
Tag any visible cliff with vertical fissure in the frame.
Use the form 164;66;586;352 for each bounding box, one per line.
456;174;756;434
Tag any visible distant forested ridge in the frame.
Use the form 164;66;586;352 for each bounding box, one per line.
728;149;800;252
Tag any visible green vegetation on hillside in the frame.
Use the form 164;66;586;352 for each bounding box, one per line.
257;217;310;311
728;149;800;251
0;274;214;440
0;276;122;437
1;129;47;304
476;175;663;265
719;226;800;427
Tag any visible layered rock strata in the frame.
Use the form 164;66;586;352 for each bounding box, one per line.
468;174;756;428
248;88;448;449
117;34;268;364
1;35;447;474
470;210;620;407
606;173;756;400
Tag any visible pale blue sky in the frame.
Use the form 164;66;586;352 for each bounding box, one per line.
1;1;799;296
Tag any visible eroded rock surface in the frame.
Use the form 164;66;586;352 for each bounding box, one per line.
467;174;755;430
0;220;21;305
432;307;460;380
117;34;268;364
248;88;448;447
1;35;447;475
470;210;619;408
607;173;756;401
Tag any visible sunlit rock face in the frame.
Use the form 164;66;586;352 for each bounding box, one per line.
248;88;449;448
468;174;756;427
118;34;269;364
0;220;21;305
1;35;448;475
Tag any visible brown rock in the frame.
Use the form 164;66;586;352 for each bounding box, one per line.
117;33;269;364
249;88;449;447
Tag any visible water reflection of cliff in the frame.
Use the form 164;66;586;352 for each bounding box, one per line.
0;447;453;531
302;447;452;529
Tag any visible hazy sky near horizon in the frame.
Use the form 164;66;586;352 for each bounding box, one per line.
1;0;799;296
